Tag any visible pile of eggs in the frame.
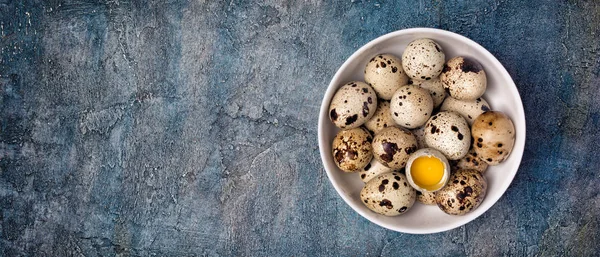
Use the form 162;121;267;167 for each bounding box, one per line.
329;38;516;216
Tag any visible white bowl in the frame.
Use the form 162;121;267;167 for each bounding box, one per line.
318;28;526;234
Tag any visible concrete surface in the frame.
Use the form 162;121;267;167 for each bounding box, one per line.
1;0;599;256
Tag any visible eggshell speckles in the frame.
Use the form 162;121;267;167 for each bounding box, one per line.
364;54;409;100
332;127;373;172
402;39;445;81
364;100;395;135
412;78;446;108
451;148;488;173
435;169;487;215
471;111;515;166
417;190;436;205
360;172;416;216
441;56;487;100
440;97;491;125
424;111;471;160
359;158;395;183
372;127;418;170
329;81;378;129
390;85;433;129
411;126;427;149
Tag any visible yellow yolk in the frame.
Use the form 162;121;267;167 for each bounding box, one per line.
411;156;445;190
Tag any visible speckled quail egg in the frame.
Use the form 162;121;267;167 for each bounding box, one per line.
359;158;396;183
405;148;451;192
372;127;418;170
417;190;436;205
440;97;491;125
440;56;487;100
329;81;378;129
424;111;471;160
360;172;416;216
364;100;395;135
471;111;516;166
402;38;445;81
411;126;427;149
331;127;373;172
412;78;446;108
451;148;489;173
435;169;487;215
364;54;410;100
390;85;434;129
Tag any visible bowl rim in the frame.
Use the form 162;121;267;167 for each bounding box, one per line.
317;27;526;234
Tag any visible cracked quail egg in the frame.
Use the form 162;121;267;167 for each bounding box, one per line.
405;148;450;192
435;169;487;215
331;127;373;172
360;172;416;216
329;81;378;129
402;38;446;81
364;54;409;100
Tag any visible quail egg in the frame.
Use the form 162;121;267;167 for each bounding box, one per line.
331;127;373;172
405;148;450;192
452;148;488;173
411;126;427;149
329;81;378;129
364;100;395;135
424;111;471;160
360;172;416;216
364;54;409;100
471;111;516;165
402;38;446;81
417;190;436;205
435;169;487;215
372;127;418;170
440;56;487;100
359;158;397;183
412;78;446;108
440;97;491;125
390;85;434;129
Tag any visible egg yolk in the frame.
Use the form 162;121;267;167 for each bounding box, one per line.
411;156;445;190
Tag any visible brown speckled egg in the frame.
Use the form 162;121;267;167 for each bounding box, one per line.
411;126;427;149
331;127;373;172
440;57;487;100
364;54;409;100
435;169;487;215
417;190;436;205
402;38;445;81
440;97;491;125
372;127;418;170
360;172;416;216
390;85;433;129
329;81;378;129
471;111;516;166
412;78;446;108
359;158;396;183
451;148;488;173
364;100;395;135
424;111;471;160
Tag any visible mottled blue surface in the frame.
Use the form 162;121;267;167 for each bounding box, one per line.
1;0;599;256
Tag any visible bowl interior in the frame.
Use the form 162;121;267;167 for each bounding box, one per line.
318;28;526;234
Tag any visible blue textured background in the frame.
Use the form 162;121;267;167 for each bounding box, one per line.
1;0;599;256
